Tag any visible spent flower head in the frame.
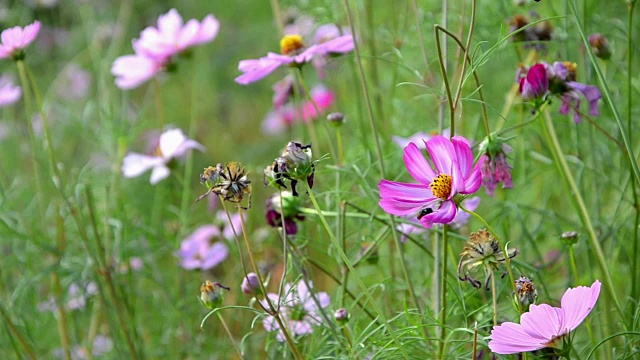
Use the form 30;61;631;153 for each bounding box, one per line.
587;33;611;60
489;280;601;355
264;142;315;196
199;280;230;310
457;229;518;290
514;276;538;309
0;20;41;60
379;135;485;228
197;162;252;209
479;136;514;196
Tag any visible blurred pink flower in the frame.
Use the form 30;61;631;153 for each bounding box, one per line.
216;211;243;240
262;85;335;135
391;129;451;149
262;280;330;341
56;64;91;99
122;128;204;185
0;20;41;60
0;76;21;107
235;33;354;85
176;225;229;270
272;75;296;109
489;280;601;355
53;334;113;360
111;9;219;89
37;282;98;312
379;135;484;228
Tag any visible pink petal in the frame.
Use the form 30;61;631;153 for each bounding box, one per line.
150;165;170;184
195;15;220;44
451;136;474;178
121;153;164;178
111;55;161;89
157;9;184;41
317;34;354;54
403;142;436;185
235;57;285;85
560;280;601;334
461;154;485;194
425;135;456;176
378;179;436;216
176;19;200;50
489;322;548;354
520;304;563;340
419;199;457;228
200;241;229;269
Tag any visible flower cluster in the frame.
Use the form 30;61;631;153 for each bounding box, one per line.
262;280;330;341
518;61;602;123
378;135;484;228
112;9;219;89
489;280;601;354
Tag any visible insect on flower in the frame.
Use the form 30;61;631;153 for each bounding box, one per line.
196;162;252;209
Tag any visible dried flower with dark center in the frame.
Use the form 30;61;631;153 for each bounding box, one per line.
514;276;538;308
458;229;518;290
196;162;252;209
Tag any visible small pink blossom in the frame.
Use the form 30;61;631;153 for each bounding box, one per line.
262;85;335;135
56;64;92;100
379;135;484;229
262;280;330;341
176;225;229;270
0;21;41;60
489;280;601;355
122;128;204;185
0;76;21;107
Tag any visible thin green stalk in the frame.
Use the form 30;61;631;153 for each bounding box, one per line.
451;0;477;116
627;0;639;309
294;69;334;159
0;302;37;359
269;0;284;35
335;127;344;166
438;225;449;359
343;0;385;176
433;26;455;134
540;110;624;326
216;312;243;359
412;0;434;85
304;181;410;360
15;60;45;218
568;246;580;284
153;78;165;127
490;269;497;326
568;0;640;187
53;211;71;360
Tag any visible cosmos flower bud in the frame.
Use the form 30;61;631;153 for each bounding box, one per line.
561;231;579;246
326;112;345;127
588;33;611;60
241;273;262;295
334;308;350;325
514;276;537;309
199;280;230;310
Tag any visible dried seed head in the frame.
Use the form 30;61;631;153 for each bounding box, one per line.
458;229;518;290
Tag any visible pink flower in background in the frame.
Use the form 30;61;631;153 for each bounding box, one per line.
56;64;92;99
235;33;354;85
262;85;335;134
489;280;601;354
272;75;296;109
0;76;21;107
176;225;229;270
111;9;219;89
216;211;243;240
391;129;451;149
0;21;41;60
262;280;330;341
379;135;484;229
122;128;204;185
37;282;98;312
53;334;113;359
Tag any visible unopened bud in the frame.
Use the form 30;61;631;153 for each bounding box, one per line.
334;308;350;324
561;231;579;246
199;280;229;309
326;112;345;127
588;33;611;60
514;276;537;309
241;273;262;295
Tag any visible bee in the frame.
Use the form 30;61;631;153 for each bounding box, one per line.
417;207;433;220
196;162;252;209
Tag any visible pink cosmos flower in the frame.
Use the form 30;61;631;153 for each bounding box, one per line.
489;280;601;355
111;9;219;89
0;76;21;107
519;63;548;100
0;21;41;60
262;85;335;135
262;280;330;341
379;135;484;229
272;75;296;109
235;33;354;85
122;128;204;185
176;225;229;270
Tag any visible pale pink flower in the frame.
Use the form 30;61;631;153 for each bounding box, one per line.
111;55;163;89
391;129;451;149
379;135;484;229
262;280;330;341
262;85;335;135
489;280;601;354
122;128;204;185
176;225;229;270
56;64;91;99
0;76;21;107
0;21;41;60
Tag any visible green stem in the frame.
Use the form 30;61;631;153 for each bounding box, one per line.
294;69;332;159
568;246;580;284
335;127;344;166
304;181;409;359
438;225;449;359
216;312;243;359
627;0;639;311
0;302;37;359
153;78;165;127
433;26;455;135
411;0;434;85
540;110;624;325
490;269;497;326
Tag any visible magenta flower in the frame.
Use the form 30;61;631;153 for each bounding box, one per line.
0;76;21;107
262;85;335;135
176;225;229;270
519;63;548;100
488;280;601;355
235;33;354;85
111;9;219;89
122;128;204;185
262;280;330;341
379;135;484;229
0;21;41;60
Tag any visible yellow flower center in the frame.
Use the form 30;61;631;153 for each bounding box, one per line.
563;61;577;81
280;34;305;55
429;174;452;199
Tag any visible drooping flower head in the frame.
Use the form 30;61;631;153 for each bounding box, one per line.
199;280;230;310
176;225;229;270
241;272;262;295
122;128;204;185
0;76;21;107
508;13;553;50
266;190;305;235
111;9;219;89
235;31;353;85
514;276;538;309
479;136;514;196
0;21;41;60
378;135;485;228
264;142;315;196
262;280;330;341
489;280;601;355
457;229;518;290
262;84;335;135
